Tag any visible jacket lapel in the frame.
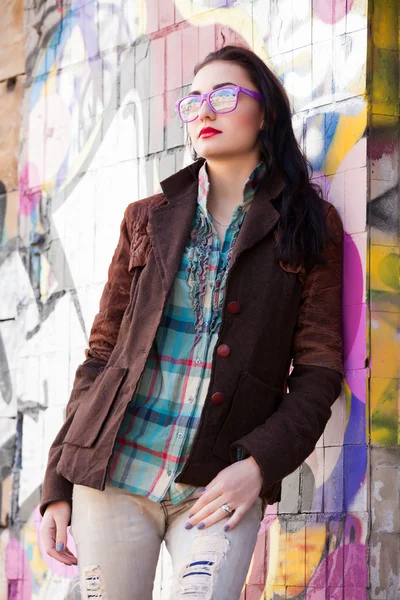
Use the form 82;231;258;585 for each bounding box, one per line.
230;170;286;266
149;159;203;294
149;157;286;295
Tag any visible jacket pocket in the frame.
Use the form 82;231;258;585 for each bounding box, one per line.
211;371;282;463
63;366;128;448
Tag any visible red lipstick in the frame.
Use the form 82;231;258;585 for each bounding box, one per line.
199;127;222;138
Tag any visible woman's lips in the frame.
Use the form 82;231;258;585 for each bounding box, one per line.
199;130;222;138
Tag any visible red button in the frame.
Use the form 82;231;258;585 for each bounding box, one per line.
212;392;225;405
217;344;231;357
227;301;241;314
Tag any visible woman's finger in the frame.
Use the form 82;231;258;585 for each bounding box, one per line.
46;547;77;566
60;546;78;564
62;546;76;557
191;502;245;531
40;518;56;556
221;504;248;532
188;486;221;518
199;477;219;493
186;494;229;528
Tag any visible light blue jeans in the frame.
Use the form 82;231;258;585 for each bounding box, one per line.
71;483;263;600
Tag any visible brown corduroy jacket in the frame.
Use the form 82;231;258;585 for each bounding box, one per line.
40;157;344;518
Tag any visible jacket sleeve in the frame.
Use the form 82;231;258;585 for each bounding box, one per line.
230;203;344;497
40;203;137;517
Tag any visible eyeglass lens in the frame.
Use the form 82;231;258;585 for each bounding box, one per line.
179;88;237;121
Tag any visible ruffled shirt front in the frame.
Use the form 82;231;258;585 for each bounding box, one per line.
187;160;266;342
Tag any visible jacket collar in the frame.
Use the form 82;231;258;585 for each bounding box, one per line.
158;156;286;208
197;158;268;218
150;157;286;294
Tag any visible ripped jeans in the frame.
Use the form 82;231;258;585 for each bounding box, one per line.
70;483;263;600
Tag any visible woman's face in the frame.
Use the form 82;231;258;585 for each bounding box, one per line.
187;61;265;161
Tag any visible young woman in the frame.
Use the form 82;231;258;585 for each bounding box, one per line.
39;45;344;600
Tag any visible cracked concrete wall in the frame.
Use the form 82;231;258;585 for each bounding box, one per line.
0;0;398;598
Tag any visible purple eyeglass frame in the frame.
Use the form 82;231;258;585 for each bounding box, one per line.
175;85;263;123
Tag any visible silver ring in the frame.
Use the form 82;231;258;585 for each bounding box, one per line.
221;503;234;515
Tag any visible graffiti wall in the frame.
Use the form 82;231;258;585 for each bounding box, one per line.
0;0;398;597
0;0;28;596
368;1;400;598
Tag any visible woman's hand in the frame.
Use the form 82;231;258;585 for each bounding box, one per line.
184;456;263;532
39;501;78;565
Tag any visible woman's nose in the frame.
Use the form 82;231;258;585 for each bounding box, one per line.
198;97;215;120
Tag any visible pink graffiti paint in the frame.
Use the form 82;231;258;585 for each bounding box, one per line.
343;302;367;372
343;233;367;375
19;162;41;216
6;538;32;599
313;0;355;24
343;233;363;308
34;505;79;578
345;368;368;404
307;543;367;592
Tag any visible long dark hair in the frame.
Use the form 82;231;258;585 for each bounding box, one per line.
187;44;330;271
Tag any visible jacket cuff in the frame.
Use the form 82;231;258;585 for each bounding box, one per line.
40;442;73;522
229;364;343;497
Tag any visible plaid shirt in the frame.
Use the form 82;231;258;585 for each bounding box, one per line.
106;159;267;503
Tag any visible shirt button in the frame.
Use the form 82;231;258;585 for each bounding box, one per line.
188;396;194;403
195;358;201;365
178;432;184;439
167;470;172;476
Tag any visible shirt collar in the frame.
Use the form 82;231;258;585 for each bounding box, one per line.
197;159;268;220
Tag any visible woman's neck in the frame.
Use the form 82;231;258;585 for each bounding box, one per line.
205;154;262;221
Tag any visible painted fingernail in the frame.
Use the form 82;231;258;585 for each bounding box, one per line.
56;542;64;552
224;525;230;532
197;522;205;529
198;488;206;495
185;522;193;530
188;513;194;518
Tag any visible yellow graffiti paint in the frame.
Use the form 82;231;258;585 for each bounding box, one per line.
21;514;48;587
264;520;327;591
174;0;265;58
371;0;398;51
370;311;400;379
324;106;367;176
265;519;286;586
370;246;400;293
370;377;399;445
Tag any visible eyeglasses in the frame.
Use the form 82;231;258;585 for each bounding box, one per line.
175;85;263;123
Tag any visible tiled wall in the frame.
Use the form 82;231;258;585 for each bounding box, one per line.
0;0;398;598
367;1;400;598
